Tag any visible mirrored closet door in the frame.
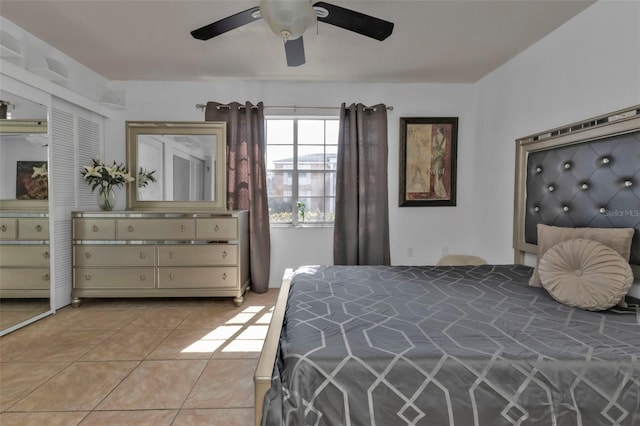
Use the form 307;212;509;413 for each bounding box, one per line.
0;87;52;336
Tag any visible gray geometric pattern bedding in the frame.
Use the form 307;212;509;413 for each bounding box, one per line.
261;265;640;426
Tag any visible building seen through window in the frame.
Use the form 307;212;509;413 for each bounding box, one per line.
265;118;338;224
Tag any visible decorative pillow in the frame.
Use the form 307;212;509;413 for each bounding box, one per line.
529;224;634;287
538;239;634;311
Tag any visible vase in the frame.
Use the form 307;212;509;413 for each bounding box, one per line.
97;187;116;211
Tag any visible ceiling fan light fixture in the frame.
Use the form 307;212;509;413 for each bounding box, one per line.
260;0;317;40
190;1;394;67
313;6;328;18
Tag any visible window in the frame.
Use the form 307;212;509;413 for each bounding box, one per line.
266;117;339;225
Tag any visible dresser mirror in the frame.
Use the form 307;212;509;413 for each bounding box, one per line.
126;121;227;210
0;89;51;335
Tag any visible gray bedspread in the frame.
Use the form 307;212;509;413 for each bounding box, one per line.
261;265;640;426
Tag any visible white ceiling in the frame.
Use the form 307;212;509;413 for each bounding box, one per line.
0;0;595;83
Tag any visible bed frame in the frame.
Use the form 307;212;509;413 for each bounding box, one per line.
513;104;640;279
254;105;640;426
254;268;293;426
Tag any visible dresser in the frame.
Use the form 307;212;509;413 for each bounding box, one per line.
71;211;249;306
0;213;50;298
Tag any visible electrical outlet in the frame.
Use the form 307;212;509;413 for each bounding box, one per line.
407;247;414;257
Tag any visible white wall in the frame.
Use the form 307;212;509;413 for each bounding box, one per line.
472;0;640;264
111;80;478;286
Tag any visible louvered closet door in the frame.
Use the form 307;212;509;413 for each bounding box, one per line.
50;99;103;309
77;116;101;208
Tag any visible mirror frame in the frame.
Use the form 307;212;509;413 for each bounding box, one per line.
126;121;227;211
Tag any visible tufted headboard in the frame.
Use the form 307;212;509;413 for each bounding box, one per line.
513;105;640;278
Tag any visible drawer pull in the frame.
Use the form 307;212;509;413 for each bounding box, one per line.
222;251;227;258
222;272;227;280
85;274;92;281
169;252;175;259
214;224;220;232
140;274;146;281
43;251;50;259
92;225;99;232
35;224;42;232
180;225;185;232
85;252;92;259
169;273;175;281
128;225;134;232
43;274;50;281
139;252;146;259
0;225;6;232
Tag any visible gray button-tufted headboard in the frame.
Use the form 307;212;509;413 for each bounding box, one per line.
525;132;640;264
513;106;640;273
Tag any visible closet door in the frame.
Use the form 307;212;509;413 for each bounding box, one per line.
50;98;103;309
0;76;53;336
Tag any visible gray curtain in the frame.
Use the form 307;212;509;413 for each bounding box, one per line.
205;101;271;293
333;103;390;265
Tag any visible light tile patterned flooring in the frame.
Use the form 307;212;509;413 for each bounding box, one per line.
0;290;278;425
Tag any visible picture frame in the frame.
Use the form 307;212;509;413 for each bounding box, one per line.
16;160;48;200
399;117;458;207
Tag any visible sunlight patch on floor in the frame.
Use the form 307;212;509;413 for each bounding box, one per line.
222;339;264;352
256;312;272;324
181;305;270;354
203;325;242;340
225;305;265;325
181;339;226;353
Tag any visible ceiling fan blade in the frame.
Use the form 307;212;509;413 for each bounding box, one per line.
191;6;261;40
284;36;305;67
313;1;393;41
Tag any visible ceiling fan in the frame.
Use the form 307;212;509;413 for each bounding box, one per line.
191;0;394;67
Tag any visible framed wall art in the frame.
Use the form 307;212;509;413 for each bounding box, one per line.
399;117;458;206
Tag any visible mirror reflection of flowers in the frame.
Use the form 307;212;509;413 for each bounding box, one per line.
137;167;157;188
81;158;134;191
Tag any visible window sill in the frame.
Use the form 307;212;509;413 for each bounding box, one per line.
270;223;334;229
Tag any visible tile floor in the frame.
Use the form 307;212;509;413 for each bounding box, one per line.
0;290;278;425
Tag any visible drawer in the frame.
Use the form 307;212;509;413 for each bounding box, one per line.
158;244;238;266
117;219;195;240
0;267;50;290
0;245;50;267
158;267;237;289
18;218;49;240
74;267;155;288
0;218;17;240
74;219;116;240
74;245;155;267
196;218;238;240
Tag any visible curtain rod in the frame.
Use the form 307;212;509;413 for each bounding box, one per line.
195;103;393;111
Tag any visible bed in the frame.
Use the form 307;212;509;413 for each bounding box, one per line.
255;105;640;426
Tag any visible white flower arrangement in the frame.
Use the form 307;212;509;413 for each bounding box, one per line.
81;158;134;192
